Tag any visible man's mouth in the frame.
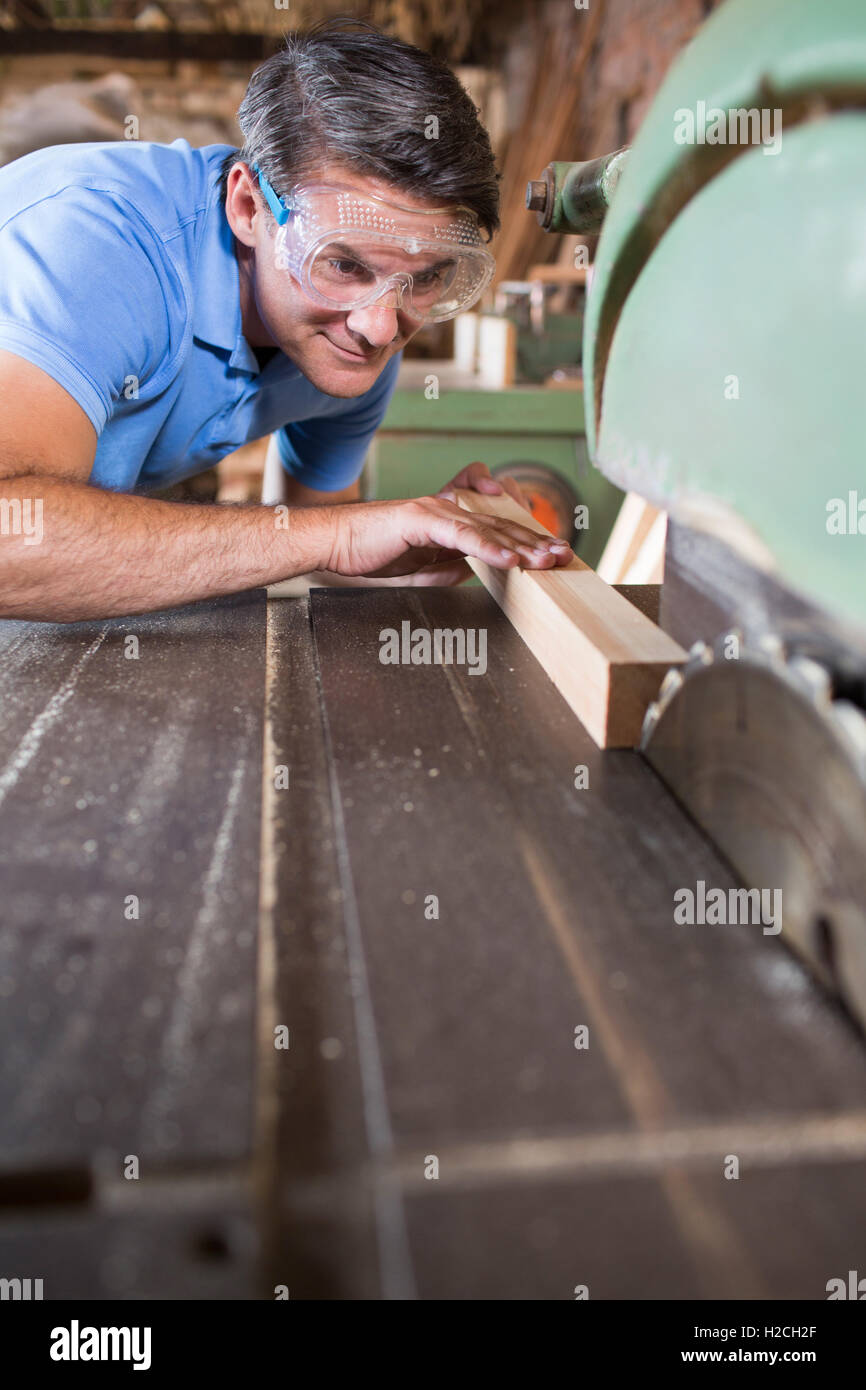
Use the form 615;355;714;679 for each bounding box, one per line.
323;333;382;364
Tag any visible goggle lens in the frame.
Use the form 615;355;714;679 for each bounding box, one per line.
268;182;495;323
308;242;463;317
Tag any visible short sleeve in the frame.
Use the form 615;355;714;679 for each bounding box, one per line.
0;185;183;434
275;350;402;491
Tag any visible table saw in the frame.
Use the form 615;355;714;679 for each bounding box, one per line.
1;576;866;1300
2;0;866;1301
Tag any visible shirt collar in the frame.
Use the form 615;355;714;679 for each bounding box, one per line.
193;186;261;375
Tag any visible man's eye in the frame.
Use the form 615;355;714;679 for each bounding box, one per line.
328;258;368;280
415;263;456;287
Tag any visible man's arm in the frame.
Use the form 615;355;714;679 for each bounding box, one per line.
267;454;393;591
0;355;572;623
0;355;333;621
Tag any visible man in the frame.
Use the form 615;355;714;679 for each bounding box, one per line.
0;20;572;623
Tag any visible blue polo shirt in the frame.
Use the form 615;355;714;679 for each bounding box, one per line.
0;138;401;492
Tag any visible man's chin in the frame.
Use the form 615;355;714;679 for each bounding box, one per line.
310;371;380;398
295;338;392;397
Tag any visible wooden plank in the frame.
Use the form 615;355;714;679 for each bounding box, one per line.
454;487;686;746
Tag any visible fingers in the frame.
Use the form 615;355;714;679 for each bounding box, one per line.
460;511;573;567
410;499;573;571
437;460;502;502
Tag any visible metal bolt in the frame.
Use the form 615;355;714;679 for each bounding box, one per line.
526;180;547;213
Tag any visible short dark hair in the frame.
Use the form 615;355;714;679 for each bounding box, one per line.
218;17;500;238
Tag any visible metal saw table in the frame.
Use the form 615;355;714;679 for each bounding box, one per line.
1;588;865;1300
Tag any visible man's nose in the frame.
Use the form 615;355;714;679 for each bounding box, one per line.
344;302;401;347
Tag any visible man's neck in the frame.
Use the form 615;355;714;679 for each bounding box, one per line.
236;239;278;349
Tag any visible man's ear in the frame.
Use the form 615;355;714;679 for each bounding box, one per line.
225;163;261;249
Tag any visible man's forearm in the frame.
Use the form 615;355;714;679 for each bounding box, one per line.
0;475;335;622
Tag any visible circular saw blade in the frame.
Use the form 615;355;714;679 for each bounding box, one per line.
641;634;866;1032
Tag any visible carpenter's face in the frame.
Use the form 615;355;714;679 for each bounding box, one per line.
226;162;440;398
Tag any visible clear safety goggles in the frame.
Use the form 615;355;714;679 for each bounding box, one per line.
253;165;495;323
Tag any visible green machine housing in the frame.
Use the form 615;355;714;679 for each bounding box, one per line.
582;0;866;644
552;0;866;1033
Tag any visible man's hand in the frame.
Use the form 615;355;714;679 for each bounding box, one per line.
322;491;573;586
273;458;544;583
316;460;547;589
437;460;531;514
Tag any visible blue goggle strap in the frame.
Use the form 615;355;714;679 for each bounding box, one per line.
252;163;291;226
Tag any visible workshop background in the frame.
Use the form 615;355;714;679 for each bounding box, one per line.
0;0;721;533
3;0;866;1308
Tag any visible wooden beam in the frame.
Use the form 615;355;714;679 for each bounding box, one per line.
455;488;686;747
